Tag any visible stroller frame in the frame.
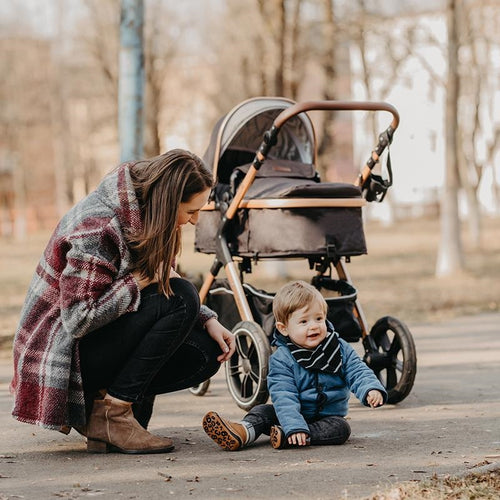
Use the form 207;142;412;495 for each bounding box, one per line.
194;98;416;409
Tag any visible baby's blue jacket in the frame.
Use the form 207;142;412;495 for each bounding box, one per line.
268;325;388;438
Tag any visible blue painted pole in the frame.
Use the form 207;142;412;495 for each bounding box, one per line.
119;0;144;162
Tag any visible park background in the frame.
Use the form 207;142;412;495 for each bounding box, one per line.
1;0;499;344
0;2;499;498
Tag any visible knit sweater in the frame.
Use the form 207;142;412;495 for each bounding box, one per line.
10;163;216;432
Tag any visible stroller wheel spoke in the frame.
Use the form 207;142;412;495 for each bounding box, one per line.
394;358;404;373
386;367;398;389
228;362;245;377
378;332;392;352
241;374;254;398
235;335;250;359
388;335;401;357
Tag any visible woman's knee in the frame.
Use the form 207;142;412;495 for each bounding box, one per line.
169;278;200;317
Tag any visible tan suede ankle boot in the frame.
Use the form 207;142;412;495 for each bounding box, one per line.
86;399;174;454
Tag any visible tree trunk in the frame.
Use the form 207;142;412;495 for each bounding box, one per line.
274;0;285;96
436;0;464;277
317;0;337;179
118;0;145;162
52;0;74;215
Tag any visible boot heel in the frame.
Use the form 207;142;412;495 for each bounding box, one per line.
87;439;109;453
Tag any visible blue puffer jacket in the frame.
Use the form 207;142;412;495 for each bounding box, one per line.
268;325;388;438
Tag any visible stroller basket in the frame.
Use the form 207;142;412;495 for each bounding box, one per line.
206;278;362;343
311;276;362;342
205;280;275;338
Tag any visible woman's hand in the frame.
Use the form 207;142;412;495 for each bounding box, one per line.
204;318;236;362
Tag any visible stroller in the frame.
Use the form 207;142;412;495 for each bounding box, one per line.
192;97;417;410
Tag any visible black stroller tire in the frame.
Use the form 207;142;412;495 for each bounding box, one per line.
364;316;417;404
225;321;271;411
189;379;211;397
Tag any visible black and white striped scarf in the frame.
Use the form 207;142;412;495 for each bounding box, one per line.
286;329;342;374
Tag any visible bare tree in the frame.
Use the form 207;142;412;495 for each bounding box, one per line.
436;0;464;276
317;0;338;172
458;0;500;242
0;37;57;237
52;0;76;213
79;0;181;159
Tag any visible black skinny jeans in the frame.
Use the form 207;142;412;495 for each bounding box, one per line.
79;278;221;407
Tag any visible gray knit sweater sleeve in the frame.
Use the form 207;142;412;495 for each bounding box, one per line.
199;304;218;327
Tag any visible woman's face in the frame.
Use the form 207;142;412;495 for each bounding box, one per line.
176;188;211;227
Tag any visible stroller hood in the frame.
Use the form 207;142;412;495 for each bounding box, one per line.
203;97;316;183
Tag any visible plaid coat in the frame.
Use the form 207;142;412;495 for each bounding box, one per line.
10;163;215;432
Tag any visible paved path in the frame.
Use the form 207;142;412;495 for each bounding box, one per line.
0;313;499;499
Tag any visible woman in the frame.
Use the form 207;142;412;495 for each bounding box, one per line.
10;149;235;454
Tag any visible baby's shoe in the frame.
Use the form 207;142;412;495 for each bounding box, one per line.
270;425;310;449
270;425;286;449
202;411;249;451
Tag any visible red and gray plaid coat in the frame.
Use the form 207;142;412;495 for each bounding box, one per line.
10;163;215;432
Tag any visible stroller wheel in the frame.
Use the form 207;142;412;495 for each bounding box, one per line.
189;379;211;397
225;321;271;411
363;316;417;404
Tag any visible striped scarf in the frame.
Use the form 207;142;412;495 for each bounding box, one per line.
286;330;342;374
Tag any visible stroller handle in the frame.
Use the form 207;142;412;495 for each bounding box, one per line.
258;100;399;193
273;100;399;130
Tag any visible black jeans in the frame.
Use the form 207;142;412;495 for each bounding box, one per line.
79;278;221;407
243;404;351;446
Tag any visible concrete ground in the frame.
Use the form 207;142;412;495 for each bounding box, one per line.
0;313;499;500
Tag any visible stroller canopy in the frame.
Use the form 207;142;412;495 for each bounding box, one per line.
203;97;316;183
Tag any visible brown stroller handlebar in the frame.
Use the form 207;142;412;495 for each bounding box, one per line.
266;100;399;196
272;100;399;130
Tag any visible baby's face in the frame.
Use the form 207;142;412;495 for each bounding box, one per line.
280;300;327;349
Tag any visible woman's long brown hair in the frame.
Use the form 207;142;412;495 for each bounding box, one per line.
127;149;213;297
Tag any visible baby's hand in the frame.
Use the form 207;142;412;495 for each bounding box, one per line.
367;390;384;408
288;432;309;446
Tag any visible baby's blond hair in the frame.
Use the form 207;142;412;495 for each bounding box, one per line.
272;280;328;325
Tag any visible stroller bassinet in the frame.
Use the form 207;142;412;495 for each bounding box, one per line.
195;98;367;260
193;97;416;410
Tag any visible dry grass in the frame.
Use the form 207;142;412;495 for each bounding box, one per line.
367;468;500;500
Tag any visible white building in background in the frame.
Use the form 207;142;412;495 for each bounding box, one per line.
348;7;500;221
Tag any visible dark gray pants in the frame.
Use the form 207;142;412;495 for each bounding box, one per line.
243;404;351;445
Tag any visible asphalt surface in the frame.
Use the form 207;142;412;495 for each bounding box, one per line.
1;313;499;500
